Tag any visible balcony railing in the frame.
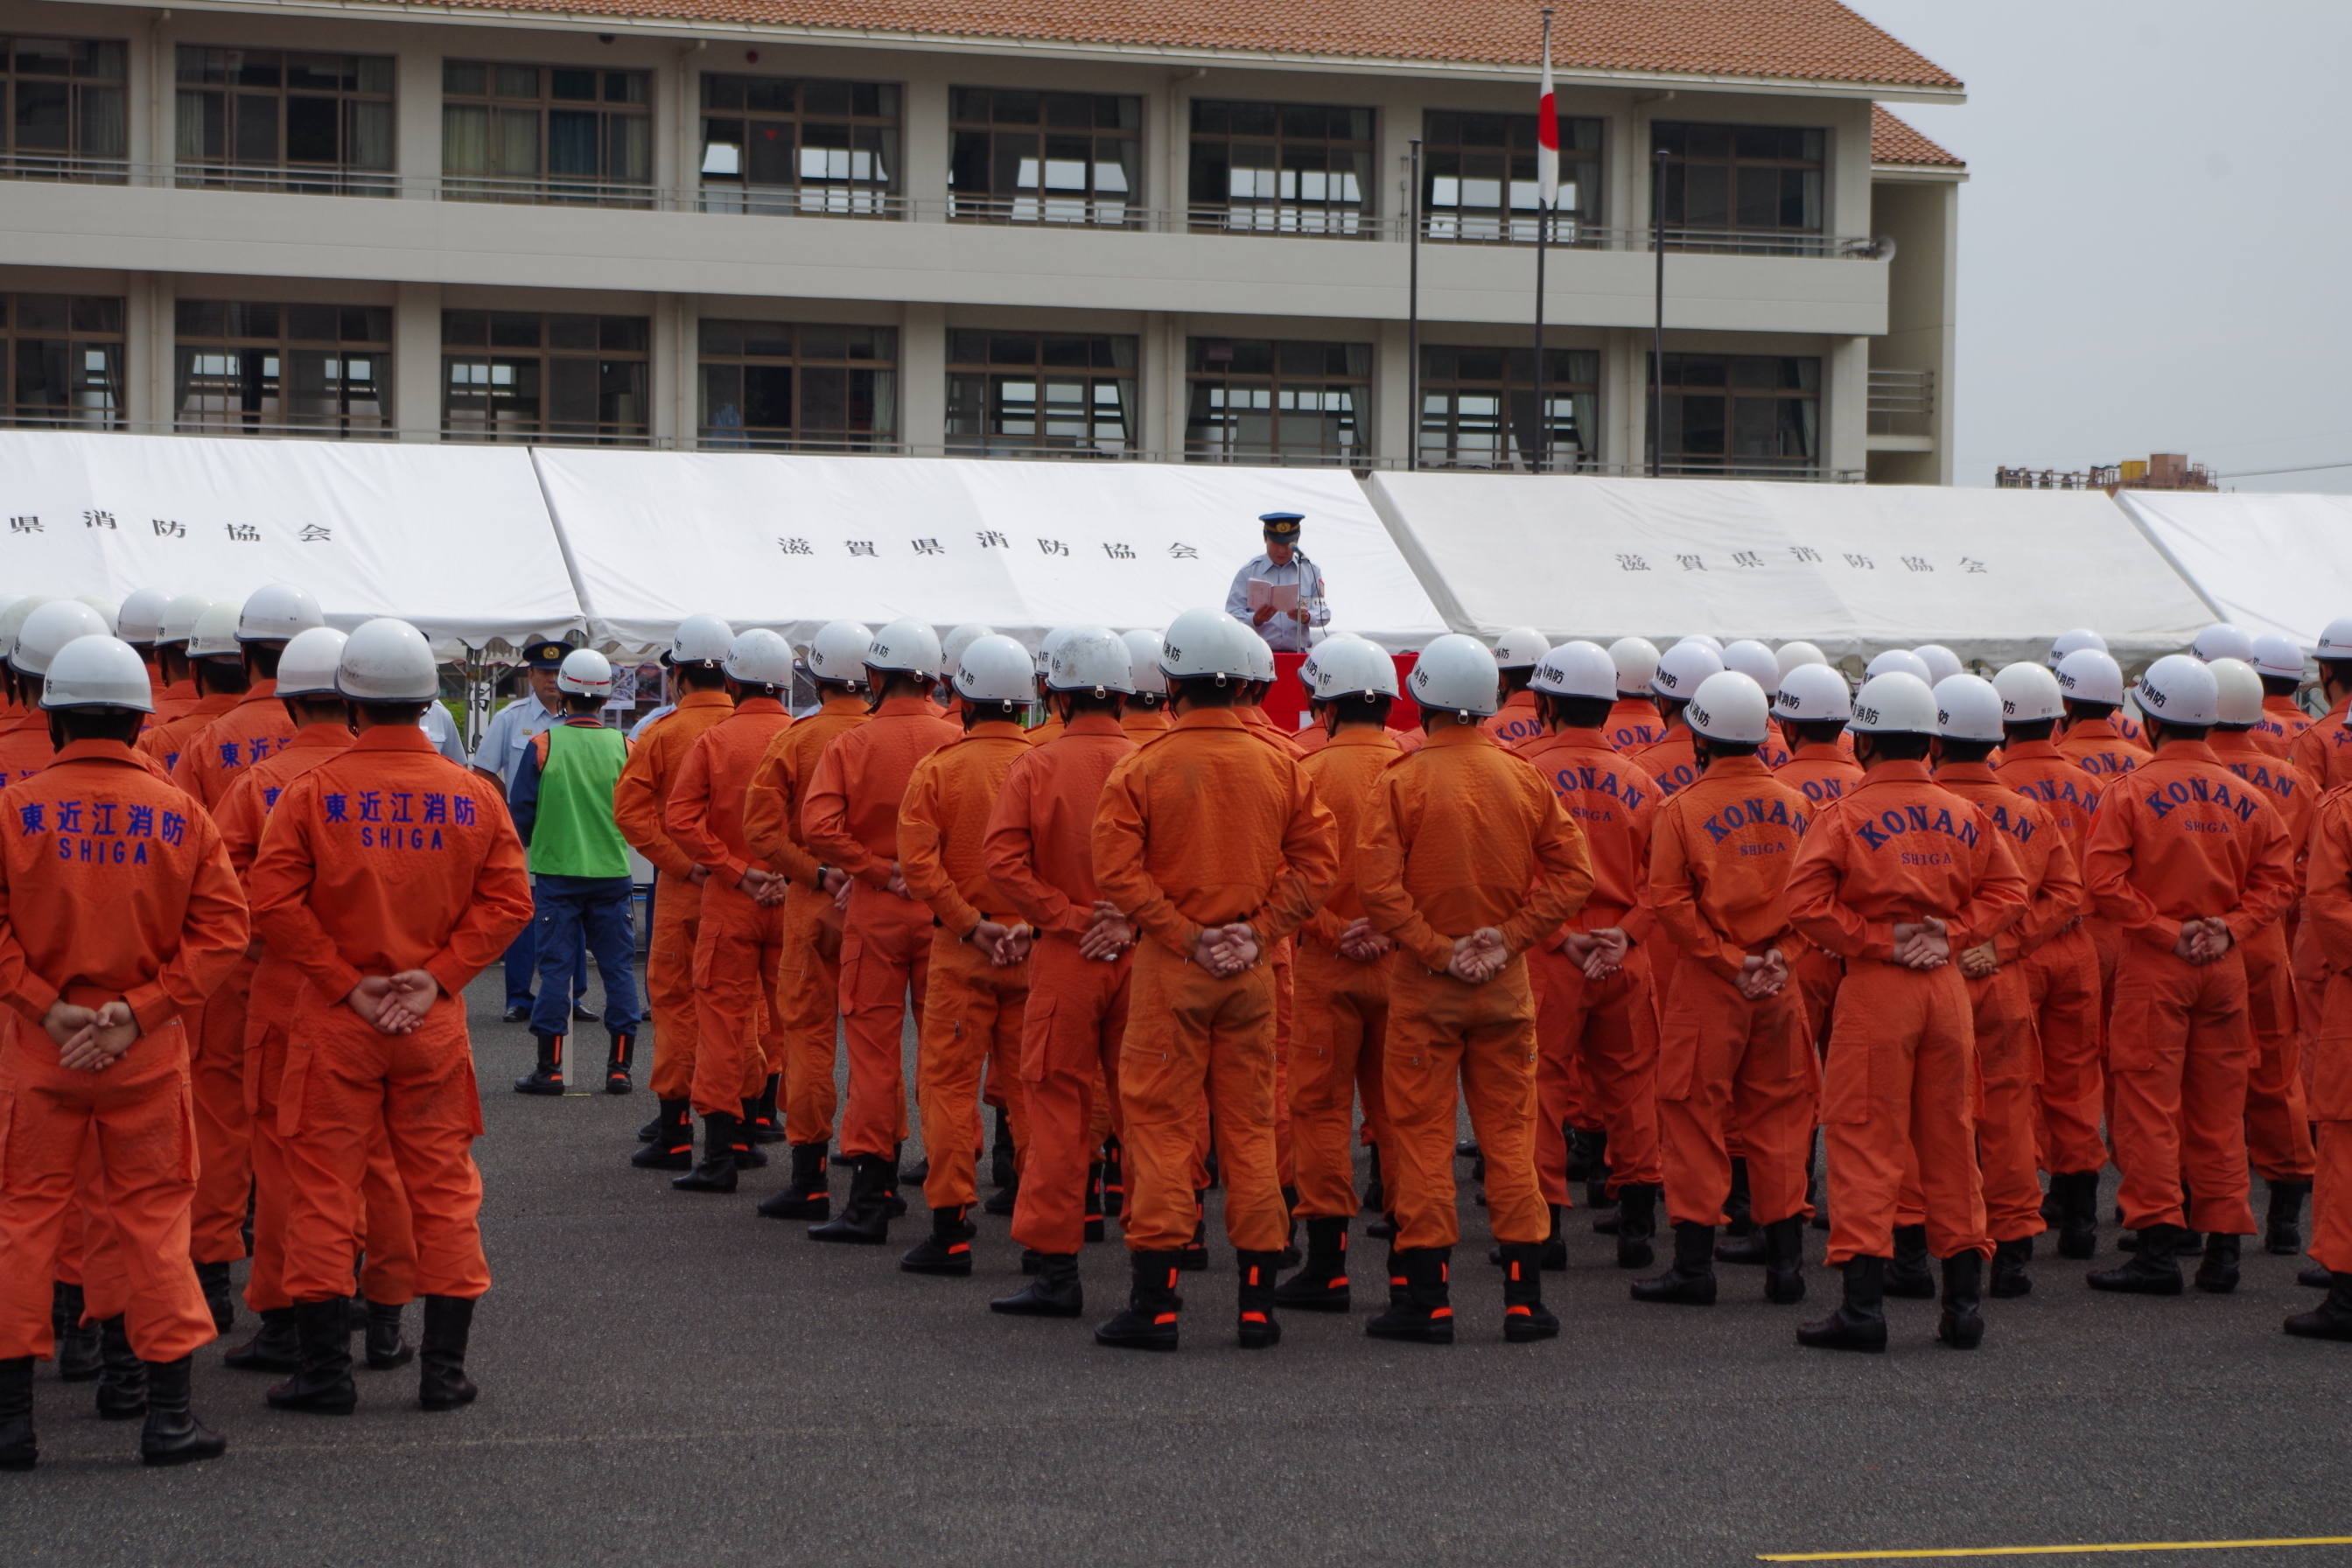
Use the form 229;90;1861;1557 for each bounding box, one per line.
1866;368;1936;437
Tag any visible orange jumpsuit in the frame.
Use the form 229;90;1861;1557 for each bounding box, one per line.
743;692;872;1147
136;689;235;775
2082;740;2297;1236
1516;725;1662;1205
1120;704;1172;745
2210;730;2319;1183
899;718;1034;1213
152;675;198;728
2290;698;2352;793
1482;689;1545;751
0;739;248;1364
1634;724;1703;802
1993;738;2109;1176
2299;787;2352;1273
1787;760;2027;1265
664;696;794;1123
0;707;56;788
1604;698;1666;755
803;695;962;1160
2255;694;2313;760
985;712;1138;1256
1648;756;1816;1230
2055;714;2148;780
1358;724;1592;1251
1092;707;1336;1255
612;688;734;1102
1775;742;1866;1049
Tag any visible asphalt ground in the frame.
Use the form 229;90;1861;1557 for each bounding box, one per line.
7;966;2351;1568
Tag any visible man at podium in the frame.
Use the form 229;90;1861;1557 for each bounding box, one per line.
1224;512;1331;654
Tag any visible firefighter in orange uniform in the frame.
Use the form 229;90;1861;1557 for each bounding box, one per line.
111;589;173;713
147;594;213;727
1631;640;1724;802
0;601;109;787
2247;634;2314;759
2289;619;2352;792
136;601;244;776
1603;639;1669;753
1118;630;1174;744
2289;769;2352;1339
1772;663;1864;1070
1481;628;1550;750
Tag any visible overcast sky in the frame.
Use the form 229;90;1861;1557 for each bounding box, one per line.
1850;0;2352;492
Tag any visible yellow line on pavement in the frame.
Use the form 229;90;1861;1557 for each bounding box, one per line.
1759;1539;2352;1561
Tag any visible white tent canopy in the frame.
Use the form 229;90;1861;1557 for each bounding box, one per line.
1366;472;2215;668
2115;489;2352;648
0;431;583;654
534;452;1448;652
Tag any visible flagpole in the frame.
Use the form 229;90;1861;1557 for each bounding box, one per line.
1407;136;1422;472
1530;7;1554;475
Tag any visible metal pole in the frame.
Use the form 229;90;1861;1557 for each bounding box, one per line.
1651;146;1670;479
1407;137;1422;472
1530;7;1553;475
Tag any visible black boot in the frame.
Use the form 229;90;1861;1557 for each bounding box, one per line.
1564;1124;1600;1184
746;1072;783;1141
94;1316;147;1419
1989;1236;2034;1298
2265;1179;2312;1256
1615;1186;1658;1270
757;1143;832;1220
366;1301;413;1370
223;1306;300;1371
603;1032;635;1096
418;1295;478;1410
1366;1246;1454;1344
1632;1222;1718;1306
194;1259;236;1335
1886;1224;1936;1298
1724;1156;1755;1237
51;1282;100;1381
137;1355;225;1466
2303;1263;2334;1288
1499;1242;1559;1342
2194;1231;2243;1294
1763;1216;1808;1305
732;1101;769;1169
992;1252;1083;1317
2284;1271;2352;1340
1236;1250;1283;1348
808;1154;895;1243
0;1358;32;1470
1359;1144;1383;1215
884;1144;909;1217
900;1206;976;1276
1275;1216;1352;1311
1715;1225;1771;1266
990;1107;1017;1189
631;1099;695;1170
1937;1251;1985;1349
1177;1193;1209;1270
2053;1170;2100;1259
2088;1222;2186;1294
1492;1202;1570;1269
983;1173;1019;1216
670;1112;742;1194
1278;1186;1302;1267
514;1032;565;1096
1084;1162;1107;1243
265;1296;356;1414
1095;1251;1184;1350
1797;1256;1888;1353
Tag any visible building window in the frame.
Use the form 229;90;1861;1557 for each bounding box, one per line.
1189;101;1374;234
2;294;122;429
2;38;127;177
1651;353;1820;476
1420;111;1600;243
948;88;1140;227
1418;346;1597;471
698;75;899;216
442;312;648;444
442;62;649;206
174;301;390;438
1651;122;1824;248
946;332;1136;458
698;320;898;450
174;47;393;193
1186;339;1370;466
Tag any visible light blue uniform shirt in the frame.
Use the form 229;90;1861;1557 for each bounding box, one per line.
1224;551;1330;653
473;690;560;788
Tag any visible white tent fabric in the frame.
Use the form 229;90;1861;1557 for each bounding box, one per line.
0;431;582;654
534;452;1447;652
1366;472;2214;667
2115;490;2352;648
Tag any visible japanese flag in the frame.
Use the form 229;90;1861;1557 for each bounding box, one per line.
1536;32;1558;208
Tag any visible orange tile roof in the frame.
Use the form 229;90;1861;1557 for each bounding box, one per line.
401;0;1963;89
1871;104;1964;166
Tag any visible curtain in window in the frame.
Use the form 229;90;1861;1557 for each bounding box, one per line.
442;103;488;173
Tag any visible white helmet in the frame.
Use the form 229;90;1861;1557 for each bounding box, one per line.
1607;636;1660;697
2054;648;2124;706
13;600;111;676
238;584;326;644
275;626;349;698
725;628;795;687
1934;674;2005;743
1865;648;1932;684
1032;626;1076;680
1493;626;1549;671
157;593;211;646
1242;630;1278;686
955;634;1036;705
1410;634;1501;718
337;618;438;703
42;635;153;713
1913;645;1964;687
1159;607;1250;683
866;617;942;677
671;612;734;666
942;623;995;676
1992;662;2064;724
187;601;243;659
1720;639;1780;691
1676;634;1725;654
2252;634;2306;682
1773;662;1852;724
2136;653;2219;728
1310;636;1399;702
1046;625;1135;695
2192;623;2258;666
558;648;614;697
806;620;872;689
2319;617;2352;662
1686;671;1771;746
2210;657;2264;727
1851;671;1939;736
1651;640;1724;702
2048;627;2108;671
1530;640;1616;702
75;596;120;635
1775;640;1828;676
1298;632;1354;694
1121;629;1168;696
116;588;172;647
0;595;53;662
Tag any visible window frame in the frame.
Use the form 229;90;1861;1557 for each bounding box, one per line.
172;45;396;195
697;74;901;217
1416;345;1600;472
947;88;1143;228
1;36;128;178
1184;337;1373;468
1418;109;1602;245
1187;99;1376;236
1;293;124;430
944;330;1138;458
1648;351;1823;477
172;299;393;438
441;310;651;446
696;318;900;451
1649;121;1828;251
441;60;652;207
